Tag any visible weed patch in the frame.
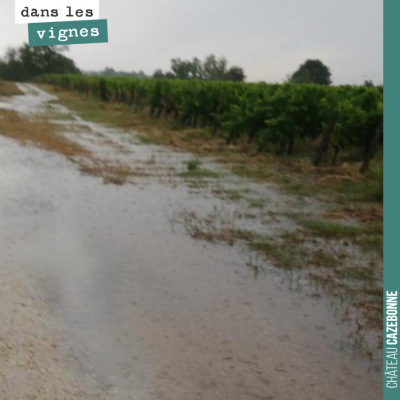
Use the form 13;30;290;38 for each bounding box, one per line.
298;219;363;239
180;169;223;179
0;81;22;96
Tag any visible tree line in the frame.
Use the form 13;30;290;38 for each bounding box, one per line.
153;55;246;82
0;44;79;81
1;43;348;86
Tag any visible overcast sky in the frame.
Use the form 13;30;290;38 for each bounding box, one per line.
1;0;383;85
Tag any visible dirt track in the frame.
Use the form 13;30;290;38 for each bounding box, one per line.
0;84;382;399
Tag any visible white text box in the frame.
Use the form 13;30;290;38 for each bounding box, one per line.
15;0;99;24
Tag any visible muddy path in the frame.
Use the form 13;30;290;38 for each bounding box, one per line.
0;84;382;399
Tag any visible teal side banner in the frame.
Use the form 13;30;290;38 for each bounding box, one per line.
384;1;399;399
28;19;108;46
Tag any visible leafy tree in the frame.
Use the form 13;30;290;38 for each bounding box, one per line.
190;57;203;79
156;55;245;82
364;80;374;87
290;59;332;85
153;69;165;79
164;72;176;79
226;66;246;82
171;58;193;80
202;55;228;80
102;67;117;75
0;44;79;81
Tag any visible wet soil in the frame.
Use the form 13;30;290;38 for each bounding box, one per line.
0;84;383;400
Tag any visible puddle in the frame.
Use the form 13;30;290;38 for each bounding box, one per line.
0;83;56;114
0;85;383;399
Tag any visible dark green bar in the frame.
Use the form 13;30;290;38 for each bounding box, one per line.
384;1;399;399
28;19;108;46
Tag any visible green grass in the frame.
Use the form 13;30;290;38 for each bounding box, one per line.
187;180;209;189
212;187;251;202
285;182;320;197
276;175;293;185
186;158;202;171
310;250;340;269
331;167;383;203
357;234;383;256
247;197;268;209
289;214;383;254
298;218;364;239
333;180;383;203
337;265;376;282
48;111;75;121
0;80;22;96
180;169;223;179
181;158;223;179
136;134;166;146
231;164;271;180
250;239;307;270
